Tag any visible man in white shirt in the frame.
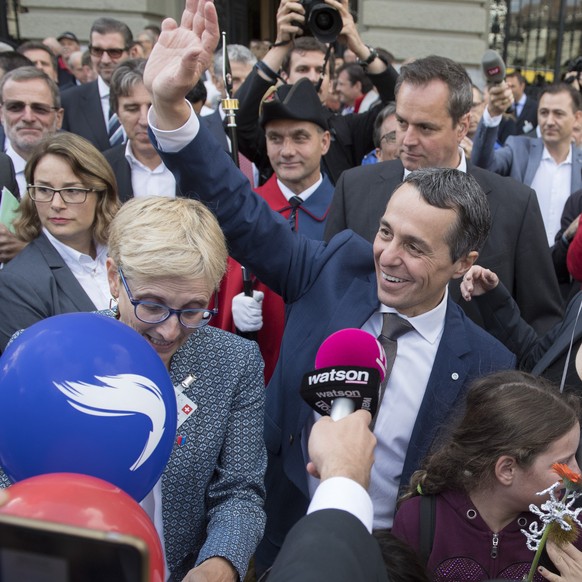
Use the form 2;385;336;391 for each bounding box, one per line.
0;66;62;261
471;82;582;245
104;59;177;202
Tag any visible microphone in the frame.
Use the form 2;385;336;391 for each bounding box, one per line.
301;329;387;421
481;49;506;84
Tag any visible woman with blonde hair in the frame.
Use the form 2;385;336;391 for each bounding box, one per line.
0;132;120;350
103;195;265;581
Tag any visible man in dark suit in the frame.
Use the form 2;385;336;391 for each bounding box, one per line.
103;59;177;202
504;71;538;137
60;17;132;151
325;56;562;335
142;3;515;570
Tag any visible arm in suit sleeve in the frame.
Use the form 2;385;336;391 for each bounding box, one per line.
0;153;19;198
268;509;388;582
554;190;582;283
512;188;563;334
0;270;56;351
473;282;565;372
324;169;349;242
196;339;267;579
470;120;513;176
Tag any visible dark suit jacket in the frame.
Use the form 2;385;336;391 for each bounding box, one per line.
324;159;563;334
103;143;180;202
267;509;389;582
0;151;18;198
475;283;582;378
60;80;110;152
0;233;96;350
155;122;516;568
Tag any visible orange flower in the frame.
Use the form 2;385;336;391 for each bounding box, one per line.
553;463;582;491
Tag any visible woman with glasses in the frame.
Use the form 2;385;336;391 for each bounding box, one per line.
104;195;266;582
0;132;119;351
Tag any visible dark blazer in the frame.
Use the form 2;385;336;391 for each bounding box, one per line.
0;233;96;350
155;122;516;569
475;283;582;382
0;125;6;152
324;159;563;334
267;509;389;582
0;151;18;198
60;80;110;152
103;143;180;202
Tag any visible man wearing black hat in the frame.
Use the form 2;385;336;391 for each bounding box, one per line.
213;78;334;383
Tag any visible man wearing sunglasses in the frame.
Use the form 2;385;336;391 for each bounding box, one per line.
61;17;132;151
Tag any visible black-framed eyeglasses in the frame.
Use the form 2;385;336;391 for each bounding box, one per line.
27;185;97;204
118;267;218;329
379;131;397;145
88;46;127;59
1;100;59;116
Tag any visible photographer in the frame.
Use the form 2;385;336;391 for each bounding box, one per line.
235;0;398;185
564;56;582;92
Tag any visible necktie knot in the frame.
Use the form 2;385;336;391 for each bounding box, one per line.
379;312;413;342
289;195;303;209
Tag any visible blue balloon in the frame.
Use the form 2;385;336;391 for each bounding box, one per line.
0;313;177;502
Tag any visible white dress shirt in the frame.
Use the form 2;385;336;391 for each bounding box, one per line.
125;141;176;199
43;228;111;310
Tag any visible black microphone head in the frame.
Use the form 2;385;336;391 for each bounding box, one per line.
482;49;506;84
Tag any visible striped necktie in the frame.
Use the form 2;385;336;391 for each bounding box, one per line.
108;109;123;147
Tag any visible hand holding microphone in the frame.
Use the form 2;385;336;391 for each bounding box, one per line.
481;49;514;117
306;410;377;490
232;290;264;332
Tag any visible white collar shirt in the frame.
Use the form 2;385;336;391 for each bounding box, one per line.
124;141;176;199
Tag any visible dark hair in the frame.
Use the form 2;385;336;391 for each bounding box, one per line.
17;41;58;73
337;62;373;94
395;56;472;125
186;79;208;106
539;82;582;113
373;101;396;147
81;49;92;67
0;51;33;74
144;24;161;39
405;371;581;499
108;58;146;114
282;36;335;79
400;167;491;261
373;529;430;582
506;71;526;86
90;17;133;49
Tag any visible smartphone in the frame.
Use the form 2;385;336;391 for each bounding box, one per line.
0;513;149;582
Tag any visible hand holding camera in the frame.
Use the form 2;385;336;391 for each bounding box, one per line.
276;0;343;45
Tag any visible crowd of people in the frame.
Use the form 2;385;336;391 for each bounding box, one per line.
2;0;582;580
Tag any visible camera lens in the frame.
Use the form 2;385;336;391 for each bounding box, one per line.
314;12;333;31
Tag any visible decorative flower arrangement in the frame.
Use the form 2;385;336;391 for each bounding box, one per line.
521;463;582;581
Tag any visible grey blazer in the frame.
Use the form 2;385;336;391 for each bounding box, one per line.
0;233;96;351
471;121;582;193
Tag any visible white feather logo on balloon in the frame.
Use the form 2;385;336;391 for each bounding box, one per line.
52;374;168;471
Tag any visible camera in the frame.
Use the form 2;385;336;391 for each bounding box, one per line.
564;56;582;90
299;1;343;44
